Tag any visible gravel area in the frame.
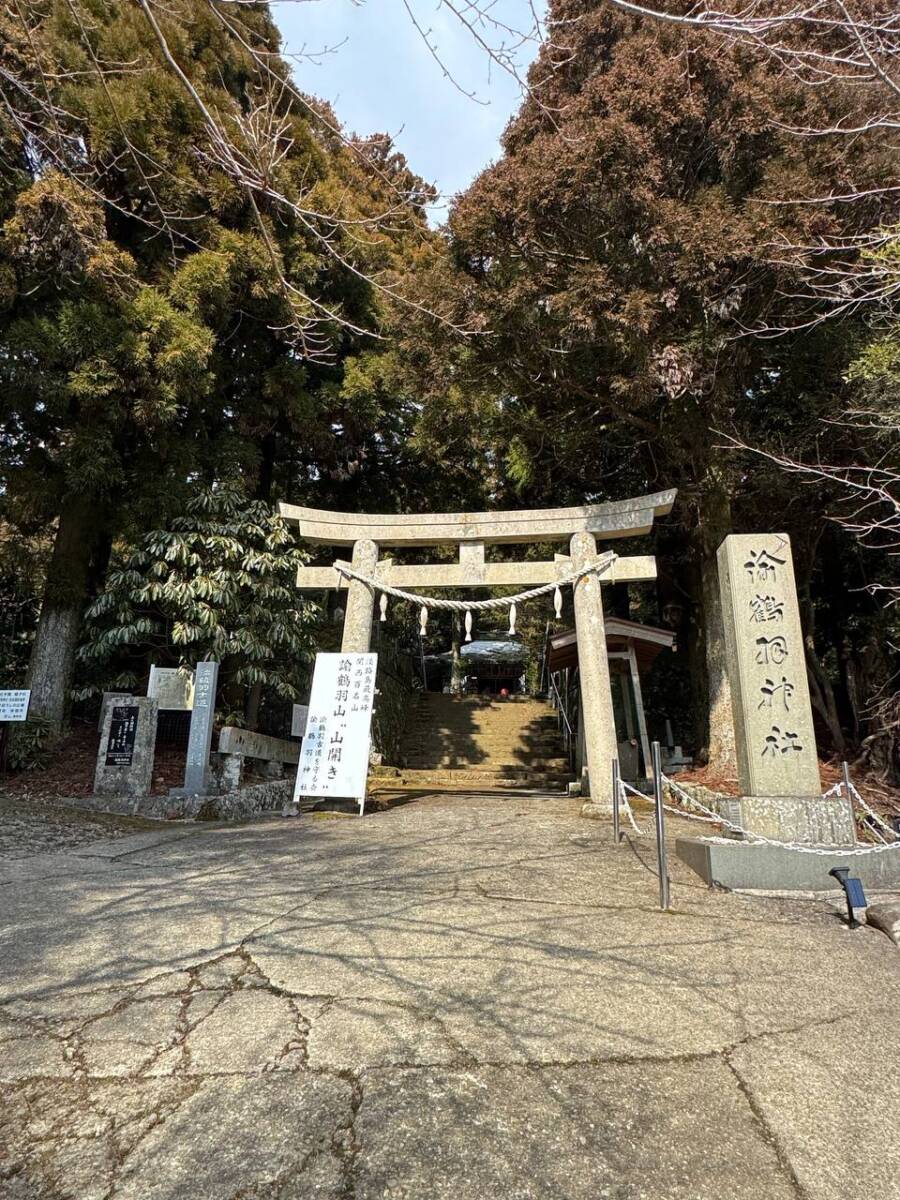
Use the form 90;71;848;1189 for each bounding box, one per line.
0;792;160;861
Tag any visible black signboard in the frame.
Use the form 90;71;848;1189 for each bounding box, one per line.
105;705;139;767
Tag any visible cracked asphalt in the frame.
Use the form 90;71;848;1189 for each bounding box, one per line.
2;791;899;1200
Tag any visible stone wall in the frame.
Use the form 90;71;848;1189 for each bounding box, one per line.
64;779;292;822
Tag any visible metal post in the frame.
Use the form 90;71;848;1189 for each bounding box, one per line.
652;740;671;910
612;757;621;844
841;760;851;799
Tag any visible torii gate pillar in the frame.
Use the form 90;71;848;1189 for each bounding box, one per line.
341;539;378;653
570;532;618;808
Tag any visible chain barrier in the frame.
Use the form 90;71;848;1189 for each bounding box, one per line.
616;769;900;858
847;780;899;845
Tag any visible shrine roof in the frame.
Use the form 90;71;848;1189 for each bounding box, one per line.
547;618;676;673
430;640;526;664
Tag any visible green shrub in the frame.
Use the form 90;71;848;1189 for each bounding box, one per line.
7;717;56;772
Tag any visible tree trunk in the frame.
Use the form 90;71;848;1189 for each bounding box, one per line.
244;681;263;730
804;633;846;757
794;528;847;758
690;469;737;775
255;430;277;502
26;496;109;728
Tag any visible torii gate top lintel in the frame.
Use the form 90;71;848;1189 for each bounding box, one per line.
277;489;676;548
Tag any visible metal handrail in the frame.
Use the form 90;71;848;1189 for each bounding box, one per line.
652;741;671;910
549;672;574;739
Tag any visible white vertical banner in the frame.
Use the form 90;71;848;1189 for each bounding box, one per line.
293;653;377;814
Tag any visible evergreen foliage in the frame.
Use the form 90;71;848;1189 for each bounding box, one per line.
0;0;441;724
78;485;314;702
425;0;898;764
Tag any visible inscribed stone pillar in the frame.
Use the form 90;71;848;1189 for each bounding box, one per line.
718;534;820;796
182;660;219;795
341;539;379;654
94;696;158;798
718;534;854;844
570;532;618;806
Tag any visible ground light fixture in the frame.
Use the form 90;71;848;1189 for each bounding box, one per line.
828;867;867;929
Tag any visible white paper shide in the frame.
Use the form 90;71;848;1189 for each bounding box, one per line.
294;653;376;802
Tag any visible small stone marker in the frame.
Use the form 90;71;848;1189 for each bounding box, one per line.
147;666;194;710
180;661;219;795
0;690;30;722
94;696;158;798
294;653;377;814
291;704;310;738
718;533;820;796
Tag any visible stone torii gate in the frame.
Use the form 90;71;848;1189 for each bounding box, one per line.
278;490;676;806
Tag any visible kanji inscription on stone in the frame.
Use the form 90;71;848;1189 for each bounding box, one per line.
105;705;140;767
182;661;219;794
718;534;820;796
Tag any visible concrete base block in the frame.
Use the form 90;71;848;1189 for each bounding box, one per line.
717;793;856;846
677;837;900;892
866;903;900;945
208;751;243;793
69;779;292;822
580;801;612;820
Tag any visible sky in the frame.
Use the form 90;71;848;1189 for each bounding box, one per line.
274;1;545;221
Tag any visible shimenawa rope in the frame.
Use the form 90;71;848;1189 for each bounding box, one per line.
335;551;617;637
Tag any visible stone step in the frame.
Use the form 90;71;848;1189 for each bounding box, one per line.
403;729;562;741
408;706;557;717
371;776;571;793
403;728;560;741
403;721;562;731
413;695;549;705
409;702;555;711
372;767;573;789
402;723;561;737
402;736;564;750
401;747;566;763
396;695;567;785
403;757;570;771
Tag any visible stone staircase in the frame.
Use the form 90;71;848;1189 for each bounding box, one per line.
373;693;574;792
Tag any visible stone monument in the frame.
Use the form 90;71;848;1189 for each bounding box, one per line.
147;666;194;710
717;533;854;844
178;661;219;796
94;696;158;798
